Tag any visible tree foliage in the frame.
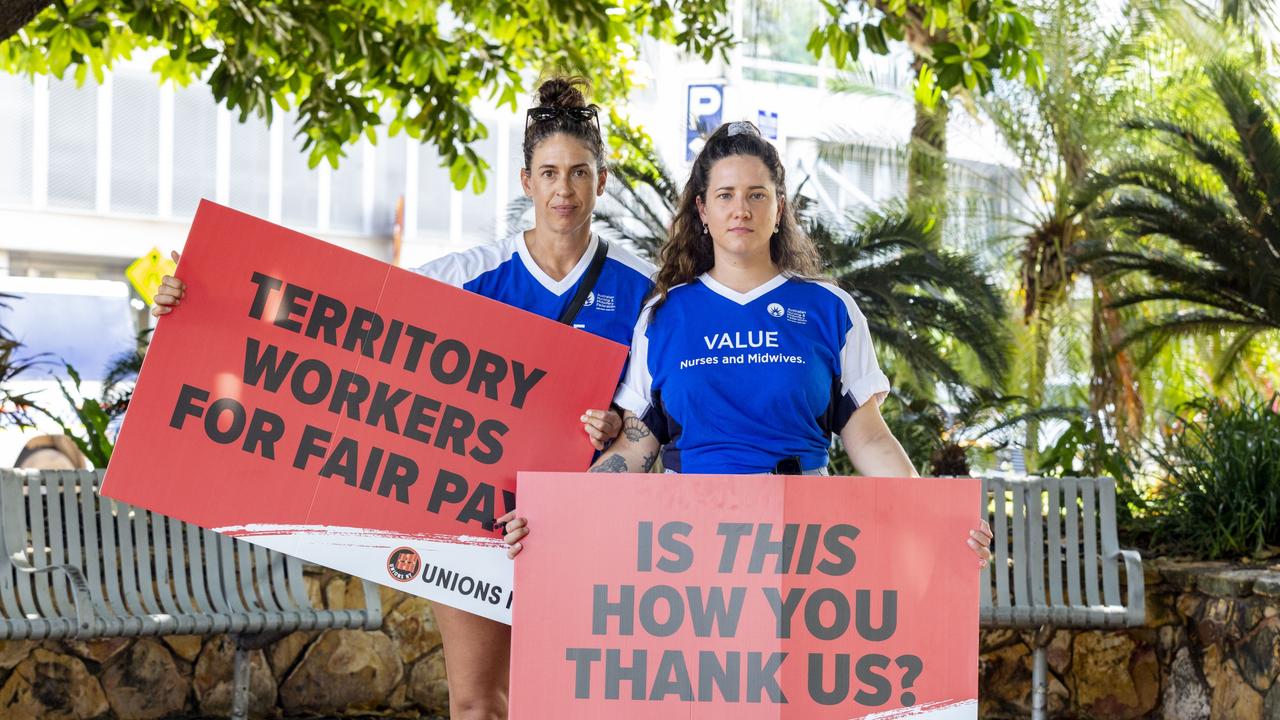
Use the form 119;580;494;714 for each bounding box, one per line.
1079;61;1280;380
0;0;734;190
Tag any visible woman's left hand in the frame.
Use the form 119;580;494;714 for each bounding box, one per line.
582;408;622;451
968;519;994;568
497;509;527;559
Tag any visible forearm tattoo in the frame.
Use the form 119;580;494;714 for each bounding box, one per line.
623;416;652;443
639;451;657;472
590;454;629;473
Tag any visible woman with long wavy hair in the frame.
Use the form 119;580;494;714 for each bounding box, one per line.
501;121;993;568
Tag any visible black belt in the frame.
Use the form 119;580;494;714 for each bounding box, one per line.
771;456;802;474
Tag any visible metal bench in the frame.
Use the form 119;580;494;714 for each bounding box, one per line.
0;468;383;719
979;475;1145;720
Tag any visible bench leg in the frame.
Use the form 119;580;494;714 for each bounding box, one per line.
1032;643;1048;720
232;636;251;720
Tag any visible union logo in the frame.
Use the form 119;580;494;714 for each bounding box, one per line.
386;546;422;582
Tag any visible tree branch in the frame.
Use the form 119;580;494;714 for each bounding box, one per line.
0;0;52;43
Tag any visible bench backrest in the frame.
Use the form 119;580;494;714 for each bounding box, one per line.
1;468;378;641
979;475;1144;629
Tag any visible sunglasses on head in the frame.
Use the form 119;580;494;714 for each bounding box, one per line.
525;106;601;132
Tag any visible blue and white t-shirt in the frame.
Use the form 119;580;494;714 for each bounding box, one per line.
412;232;655;348
614;273;890;474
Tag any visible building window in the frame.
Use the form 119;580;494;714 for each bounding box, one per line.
372;133;407;236
460;136;497;241
47;77;97;209
330;144;364;232
229;113;270;218
0;74;34;205
417;143;451;233
172;84;217;217
110;74;160;215
281;114;320;229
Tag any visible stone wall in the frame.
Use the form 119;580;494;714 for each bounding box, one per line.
0;567;449;719
980;559;1280;719
2;560;1277;718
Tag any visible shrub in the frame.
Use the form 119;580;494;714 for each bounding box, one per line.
1148;394;1280;559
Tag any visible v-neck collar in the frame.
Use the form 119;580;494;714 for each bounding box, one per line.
516;231;599;296
697;272;789;305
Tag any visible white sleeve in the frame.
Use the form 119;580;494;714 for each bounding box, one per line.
408;241;511;289
612;304;656;417
835;290;891;408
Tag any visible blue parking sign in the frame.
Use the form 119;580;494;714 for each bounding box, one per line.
686;83;724;160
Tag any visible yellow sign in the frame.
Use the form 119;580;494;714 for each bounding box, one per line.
125;248;177;306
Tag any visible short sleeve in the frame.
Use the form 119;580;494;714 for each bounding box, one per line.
838;296;891;408
612;304;656;417
408;240;512;289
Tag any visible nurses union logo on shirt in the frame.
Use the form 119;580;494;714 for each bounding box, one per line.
585;292;595;307
767;303;785;318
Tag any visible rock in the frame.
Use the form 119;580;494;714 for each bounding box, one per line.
280;629;403;713
267;631;317;682
1238;617;1280;693
1070;632;1159;719
1046;630;1073;675
1198;569;1261;597
0;648;109;719
1178;593;1205;621
384;597;443;664
162;635;202;663
1256;573;1280;598
979;628;1019;653
1161;647;1210;720
1266;681;1280;720
61;637;130;665
1146;587;1181;627
1163;562;1234;592
0;640;36;670
1203;643;1265;720
978;639;1067;716
1196;597;1249;645
1158;625;1189;666
303;573;323;609
344;577;376;611
100;638;190;719
407;650;450;715
192;636;276;716
325;576;348;611
379;584;408;615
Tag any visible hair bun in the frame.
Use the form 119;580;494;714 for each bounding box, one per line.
536;76;590;109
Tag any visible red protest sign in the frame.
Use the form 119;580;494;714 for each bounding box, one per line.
103;201;628;623
510;473;980;718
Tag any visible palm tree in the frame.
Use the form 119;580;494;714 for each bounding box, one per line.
978;0;1147;463
801;200;1011;395
1078;60;1280;381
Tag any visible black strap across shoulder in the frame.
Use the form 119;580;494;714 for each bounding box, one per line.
557;237;610;325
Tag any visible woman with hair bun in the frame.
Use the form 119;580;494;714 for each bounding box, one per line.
501;120;993;571
154;76;656;719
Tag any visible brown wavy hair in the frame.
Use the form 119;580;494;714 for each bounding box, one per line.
652;121;822;309
522;76;605;170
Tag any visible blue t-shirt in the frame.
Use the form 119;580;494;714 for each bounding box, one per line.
614;273;890;474
412;232;655;349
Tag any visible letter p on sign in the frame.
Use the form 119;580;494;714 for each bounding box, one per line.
686;83;725;160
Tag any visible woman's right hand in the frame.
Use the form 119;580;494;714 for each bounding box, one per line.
152;251;185;316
